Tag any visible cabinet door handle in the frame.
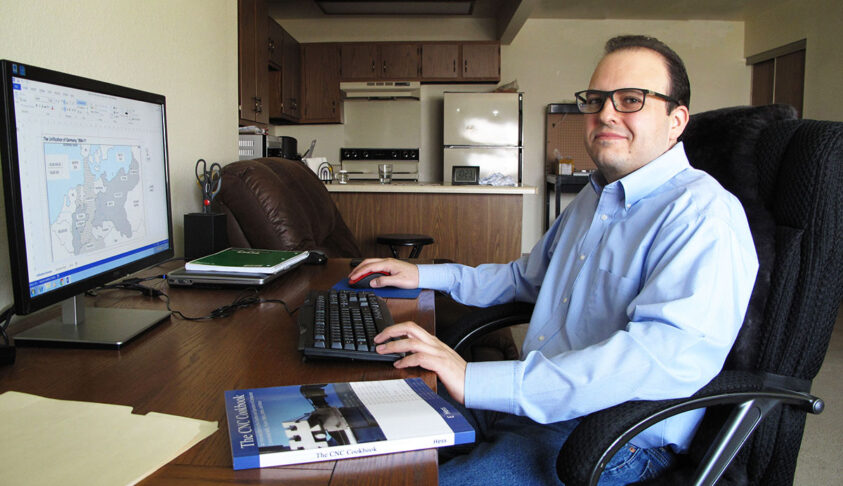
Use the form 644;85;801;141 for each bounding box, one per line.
371;60;375;73
453;59;456;73
464;59;468;73
383;61;387;74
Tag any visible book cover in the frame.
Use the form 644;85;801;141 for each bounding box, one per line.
185;248;309;274
224;378;474;470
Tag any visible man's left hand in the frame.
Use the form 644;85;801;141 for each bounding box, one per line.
374;321;467;404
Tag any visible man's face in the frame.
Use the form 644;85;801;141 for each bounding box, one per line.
583;48;689;183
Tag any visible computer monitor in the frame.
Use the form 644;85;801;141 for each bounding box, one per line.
0;60;173;347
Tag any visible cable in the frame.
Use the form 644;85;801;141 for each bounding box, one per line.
165;288;296;321
90;278;296;321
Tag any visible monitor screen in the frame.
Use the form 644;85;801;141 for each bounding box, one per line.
0;60;173;347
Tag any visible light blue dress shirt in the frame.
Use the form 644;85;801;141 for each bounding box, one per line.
418;143;759;450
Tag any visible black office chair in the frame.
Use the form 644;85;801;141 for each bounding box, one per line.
442;104;843;485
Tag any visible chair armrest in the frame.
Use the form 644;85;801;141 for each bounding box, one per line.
437;302;535;354
556;370;824;486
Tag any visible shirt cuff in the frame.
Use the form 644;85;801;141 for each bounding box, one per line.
417;264;457;292
464;360;520;415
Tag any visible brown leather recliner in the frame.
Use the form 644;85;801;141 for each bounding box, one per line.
212;157;362;258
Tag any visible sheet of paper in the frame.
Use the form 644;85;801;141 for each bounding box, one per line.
0;391;218;486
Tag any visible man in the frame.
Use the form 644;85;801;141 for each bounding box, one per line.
349;35;758;485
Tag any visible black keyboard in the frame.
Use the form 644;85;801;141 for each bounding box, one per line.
297;289;403;362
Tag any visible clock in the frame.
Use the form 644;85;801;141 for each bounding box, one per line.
452;165;479;185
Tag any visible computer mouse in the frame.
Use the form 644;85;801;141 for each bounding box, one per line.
305;250;327;265
349;271;390;289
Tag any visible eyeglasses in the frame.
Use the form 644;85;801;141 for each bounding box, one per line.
574;88;679;114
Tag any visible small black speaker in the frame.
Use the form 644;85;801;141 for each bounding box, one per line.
184;212;228;261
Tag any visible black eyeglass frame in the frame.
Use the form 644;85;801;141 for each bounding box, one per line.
573;88;680;114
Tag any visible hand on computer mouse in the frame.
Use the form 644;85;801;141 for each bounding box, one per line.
348;258;419;289
348;271;391;289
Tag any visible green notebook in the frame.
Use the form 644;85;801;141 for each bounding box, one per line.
184;248;310;274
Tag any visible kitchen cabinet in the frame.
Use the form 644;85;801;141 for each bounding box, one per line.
420;43;460;80
301;43;342;123
238;0;269;125
340;43;420;81
420;41;500;82
461;42;500;81
268;22;300;122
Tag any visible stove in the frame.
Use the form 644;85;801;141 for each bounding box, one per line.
340;147;419;181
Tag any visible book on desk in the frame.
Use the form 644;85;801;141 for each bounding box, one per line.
185;247;309;274
224;377;474;469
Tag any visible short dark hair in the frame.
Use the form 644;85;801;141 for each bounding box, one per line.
605;35;690;112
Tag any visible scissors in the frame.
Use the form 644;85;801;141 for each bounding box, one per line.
195;158;221;213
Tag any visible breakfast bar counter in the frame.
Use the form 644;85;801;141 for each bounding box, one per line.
326;183;536;266
324;181;536;195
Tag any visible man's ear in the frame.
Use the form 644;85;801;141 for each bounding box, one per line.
669;105;690;143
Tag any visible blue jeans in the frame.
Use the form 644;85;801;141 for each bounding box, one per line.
438;390;676;486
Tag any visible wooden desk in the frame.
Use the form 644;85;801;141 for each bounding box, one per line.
0;259;438;485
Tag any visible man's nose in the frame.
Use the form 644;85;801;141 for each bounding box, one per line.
596;95;620;123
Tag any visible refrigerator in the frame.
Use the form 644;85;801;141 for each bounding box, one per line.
443;92;522;184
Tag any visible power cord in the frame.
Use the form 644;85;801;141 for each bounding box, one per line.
165;288;295;321
93;276;296;321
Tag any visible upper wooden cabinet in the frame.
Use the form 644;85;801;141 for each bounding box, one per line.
421;41;500;82
421;43;460;80
267;17;285;69
268;23;301;122
238;0;269;125
340;43;420;81
461;42;500;81
301;43;342;123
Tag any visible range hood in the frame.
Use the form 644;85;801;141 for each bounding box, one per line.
340;81;421;100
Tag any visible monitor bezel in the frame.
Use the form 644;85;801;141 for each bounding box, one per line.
0;59;174;316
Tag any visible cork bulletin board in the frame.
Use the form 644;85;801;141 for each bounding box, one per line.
545;104;596;174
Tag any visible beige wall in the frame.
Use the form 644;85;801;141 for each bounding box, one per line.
0;0;238;311
275;17;749;254
745;0;843;121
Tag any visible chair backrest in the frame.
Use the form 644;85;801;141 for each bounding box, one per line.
212;157;362;257
681;105;843;484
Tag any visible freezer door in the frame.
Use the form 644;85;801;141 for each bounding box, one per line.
443;92;520;146
443;147;520;184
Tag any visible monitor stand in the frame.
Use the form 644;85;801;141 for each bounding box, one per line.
13;295;171;348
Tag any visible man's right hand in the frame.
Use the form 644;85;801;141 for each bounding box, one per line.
348;258;419;289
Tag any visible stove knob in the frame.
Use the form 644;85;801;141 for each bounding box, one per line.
391;151;398;159
401;151;409;159
362;151;369;159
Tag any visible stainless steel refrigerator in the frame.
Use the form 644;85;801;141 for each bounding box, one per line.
443;92;522;184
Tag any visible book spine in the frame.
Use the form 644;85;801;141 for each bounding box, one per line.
225;391;261;470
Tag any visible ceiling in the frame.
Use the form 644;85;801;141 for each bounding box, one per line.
269;0;774;21
268;0;781;43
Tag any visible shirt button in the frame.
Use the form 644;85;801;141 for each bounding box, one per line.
538;335;545;341
563;297;568;303
579;254;585;260
601;214;608;221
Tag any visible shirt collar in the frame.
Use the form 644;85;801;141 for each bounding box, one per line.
589;142;690;207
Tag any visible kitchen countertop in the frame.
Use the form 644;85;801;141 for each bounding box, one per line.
323;181;536;195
